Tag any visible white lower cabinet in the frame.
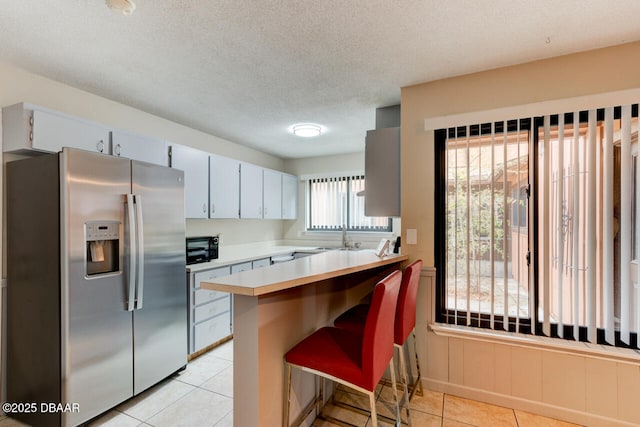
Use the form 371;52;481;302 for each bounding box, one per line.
189;266;231;354
293;252;314;259
194;298;230;323
194;313;231;352
252;257;271;269
187;252;305;354
231;261;252;274
194;287;228;306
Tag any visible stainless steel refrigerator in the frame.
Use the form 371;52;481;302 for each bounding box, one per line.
6;148;187;427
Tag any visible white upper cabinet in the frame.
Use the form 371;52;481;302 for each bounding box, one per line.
365;127;401;217
282;173;298;219
240;162;264;219
111;130;168;166
3;103;110;155
2;103;167;166
262;169;282;219
3;104;300;221
209;154;240;219
170;144;209;219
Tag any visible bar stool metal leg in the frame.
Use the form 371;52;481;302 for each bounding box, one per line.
369;390;378;427
284;363;323;427
409;329;423;400
284;362;292;427
396;344;412;426
388;359;401;427
317;376;324;420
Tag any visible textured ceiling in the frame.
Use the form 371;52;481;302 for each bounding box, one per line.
2;1;640;158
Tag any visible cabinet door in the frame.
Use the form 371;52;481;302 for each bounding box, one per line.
230;261;252;274
111;130;168;166
282;173;298;219
240;163;263;219
252;258;271;269
263;169;282;219
170;144;209;218
32;109;110;154
193;266;231;289
209;154;240;218
365;127;401;217
194;313;231;352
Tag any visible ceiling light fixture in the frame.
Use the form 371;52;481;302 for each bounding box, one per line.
292;124;322;138
106;0;136;16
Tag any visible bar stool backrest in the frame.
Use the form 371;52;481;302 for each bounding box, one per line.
361;270;402;391
395;259;423;345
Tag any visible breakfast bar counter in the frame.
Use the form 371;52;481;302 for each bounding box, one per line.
201;250;408;427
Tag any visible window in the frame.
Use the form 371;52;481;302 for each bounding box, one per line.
435;106;640;349
307;175;392;232
436;121;531;332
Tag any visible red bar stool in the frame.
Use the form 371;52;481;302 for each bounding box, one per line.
334;259;424;424
283;270;403;427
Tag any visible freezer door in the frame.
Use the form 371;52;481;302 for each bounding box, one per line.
61;149;133;427
132;160;187;394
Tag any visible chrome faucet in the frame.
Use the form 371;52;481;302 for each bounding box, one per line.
341;224;350;248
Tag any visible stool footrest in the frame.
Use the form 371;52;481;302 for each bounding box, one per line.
289;394;322;427
329;398;409;426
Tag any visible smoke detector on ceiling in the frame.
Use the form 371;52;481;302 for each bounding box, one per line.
106;0;136;16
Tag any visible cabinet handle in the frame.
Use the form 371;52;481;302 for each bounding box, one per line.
28;115;34;141
97;140;104;153
115;144;121;156
211;204;215;214
203;203;207;214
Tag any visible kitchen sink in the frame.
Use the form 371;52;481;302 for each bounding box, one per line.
314;247;362;251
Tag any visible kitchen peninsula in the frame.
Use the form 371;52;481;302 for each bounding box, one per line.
201;249;408;427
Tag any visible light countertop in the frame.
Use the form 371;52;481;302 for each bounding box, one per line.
186;243;322;273
200;250;408;296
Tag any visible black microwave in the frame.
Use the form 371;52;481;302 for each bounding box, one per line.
186;236;219;265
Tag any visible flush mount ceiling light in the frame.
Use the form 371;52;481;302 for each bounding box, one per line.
106;0;136;16
292;124;322;138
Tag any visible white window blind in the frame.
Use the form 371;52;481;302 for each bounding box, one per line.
443;121;531;330
540;107;639;347
307;176;391;232
437;105;640;349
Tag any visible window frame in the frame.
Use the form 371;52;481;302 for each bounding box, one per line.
434;121;535;334
305;175;393;233
435;110;640;349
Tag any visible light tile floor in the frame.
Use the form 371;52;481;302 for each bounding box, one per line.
1;340;583;427
318;383;584;427
1;340;234;427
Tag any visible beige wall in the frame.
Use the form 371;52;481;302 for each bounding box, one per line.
402;41;640;425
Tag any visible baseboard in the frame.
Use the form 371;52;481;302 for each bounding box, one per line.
423;378;637;427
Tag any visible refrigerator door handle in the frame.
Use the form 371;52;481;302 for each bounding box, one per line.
134;194;145;310
126;194;137;311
